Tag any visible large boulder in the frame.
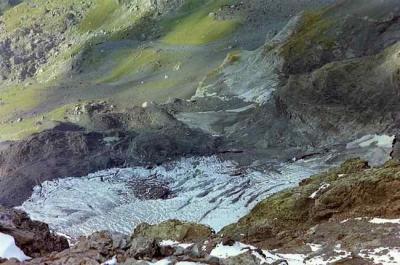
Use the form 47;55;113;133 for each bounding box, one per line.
133;220;214;243
0;207;69;258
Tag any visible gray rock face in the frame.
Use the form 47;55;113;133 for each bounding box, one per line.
191;0;400;157
127;237;158;259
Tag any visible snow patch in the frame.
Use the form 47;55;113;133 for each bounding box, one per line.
0;232;30;261
359;247;400;264
210;242;252;259
209;241;352;265
160;240;193;249
346;134;394;166
309;183;330;199
102;256;117;265
346;134;394;149
369;218;400;224
308;244;323;252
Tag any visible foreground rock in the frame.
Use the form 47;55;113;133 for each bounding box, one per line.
0;207;68;258
133;220;214;243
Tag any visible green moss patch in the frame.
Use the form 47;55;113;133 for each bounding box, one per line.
97;48;177;84
78;0;119;32
0;85;43;121
162;0;241;45
0;103;72;141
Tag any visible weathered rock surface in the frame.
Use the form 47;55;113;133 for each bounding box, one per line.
0;206;69;258
190;0;400;156
133;220;214;243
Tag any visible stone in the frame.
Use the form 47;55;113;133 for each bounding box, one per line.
126;237;158;259
133;220;214;243
0;206;69;258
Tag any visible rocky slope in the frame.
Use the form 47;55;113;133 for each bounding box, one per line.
0;0;400;264
192;0;400;154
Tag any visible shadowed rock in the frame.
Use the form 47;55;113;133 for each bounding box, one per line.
0;206;69;258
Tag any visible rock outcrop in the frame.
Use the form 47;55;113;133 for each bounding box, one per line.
0;206;69;258
0;103;220;207
220;158;400;251
133;220;214;243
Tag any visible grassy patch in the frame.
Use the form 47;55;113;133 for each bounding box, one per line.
2;1;43;32
0;103;73;141
78;0;119;32
0;85;42;121
112;77;195;107
98;48;165;83
162;0;240;45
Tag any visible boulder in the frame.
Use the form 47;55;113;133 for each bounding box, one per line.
126;237;158;259
133;220;214;243
0;207;69;258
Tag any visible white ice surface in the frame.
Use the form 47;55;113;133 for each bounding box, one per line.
0;232;30;261
21;156;328;238
309;183;330;199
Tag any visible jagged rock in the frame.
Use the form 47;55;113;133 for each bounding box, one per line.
0;206;69;258
126;237;158;259
133;220;214;243
21;231;128;264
